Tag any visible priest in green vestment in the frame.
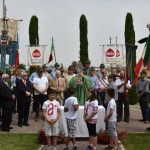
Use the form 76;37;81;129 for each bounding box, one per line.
69;69;92;105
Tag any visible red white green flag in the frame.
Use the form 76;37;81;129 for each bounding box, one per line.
48;38;56;63
134;34;150;85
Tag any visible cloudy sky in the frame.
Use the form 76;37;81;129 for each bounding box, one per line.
0;0;150;67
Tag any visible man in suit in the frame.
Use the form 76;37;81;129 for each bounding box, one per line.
50;70;66;105
16;71;32;127
0;74;15;132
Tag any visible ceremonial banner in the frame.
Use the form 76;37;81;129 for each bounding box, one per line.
116;45;124;63
103;45;125;64
0;18;18;41
104;45;116;64
28;46;44;65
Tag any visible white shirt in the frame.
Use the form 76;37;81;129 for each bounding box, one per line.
84;100;98;120
64;96;78;119
116;78;131;93
106;98;116;122
42;100;60;120
98;76;108;89
33;76;48;95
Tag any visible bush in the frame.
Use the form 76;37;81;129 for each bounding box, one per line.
97;129;127;144
37;129;66;145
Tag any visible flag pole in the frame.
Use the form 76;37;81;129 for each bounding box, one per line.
52;38;57;63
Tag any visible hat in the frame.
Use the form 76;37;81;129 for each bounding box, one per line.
90;67;95;71
85;59;91;64
68;65;74;70
37;67;43;72
54;62;60;67
100;63;105;68
42;64;47;68
108;74;114;79
140;69;147;74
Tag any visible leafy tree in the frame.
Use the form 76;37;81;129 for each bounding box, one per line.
79;14;89;66
29;16;39;46
124;12;137;105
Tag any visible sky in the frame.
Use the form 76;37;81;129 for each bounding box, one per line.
0;0;150;68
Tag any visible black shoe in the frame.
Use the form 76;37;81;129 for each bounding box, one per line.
23;123;29;126
2;128;10;132
146;127;150;131
18;123;23;127
117;119;122;122
8;127;13;129
139;119;144;122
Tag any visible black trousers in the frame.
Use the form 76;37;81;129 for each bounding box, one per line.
139;93;149;121
2;107;13;129
117;93;130;121
18;99;31;124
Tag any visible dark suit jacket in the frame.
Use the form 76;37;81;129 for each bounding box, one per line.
16;78;32;103
0;81;14;108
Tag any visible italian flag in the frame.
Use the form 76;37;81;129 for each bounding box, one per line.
48;38;55;63
134;34;150;85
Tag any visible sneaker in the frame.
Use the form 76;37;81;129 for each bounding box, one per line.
53;147;57;150
73;146;78;150
63;147;69;150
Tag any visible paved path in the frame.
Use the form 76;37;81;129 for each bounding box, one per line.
0;104;149;150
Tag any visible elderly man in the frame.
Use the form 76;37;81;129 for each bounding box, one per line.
97;68;108;106
33;67;49;122
136;69;150;124
64;65;76;99
115;71;131;123
0;74;15;132
16;71;32;127
84;59;91;76
50;70;66;105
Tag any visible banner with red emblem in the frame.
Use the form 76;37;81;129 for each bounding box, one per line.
28;46;44;65
103;45;124;64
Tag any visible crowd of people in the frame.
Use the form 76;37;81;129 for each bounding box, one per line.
0;60;150;150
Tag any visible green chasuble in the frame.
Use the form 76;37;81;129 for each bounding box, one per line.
69;75;92;106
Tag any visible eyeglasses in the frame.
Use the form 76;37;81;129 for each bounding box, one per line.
101;72;105;74
5;77;9;79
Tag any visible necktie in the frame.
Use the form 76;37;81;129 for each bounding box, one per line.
58;79;60;90
24;79;26;86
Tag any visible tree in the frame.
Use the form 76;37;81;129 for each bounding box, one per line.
124;12;137;105
29;15;39;46
79;14;89;66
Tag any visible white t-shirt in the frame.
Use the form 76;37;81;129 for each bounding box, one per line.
42;100;60;120
33;76;48;95
116;78;131;93
84;100;98;120
106;98;116;122
64;96;78;119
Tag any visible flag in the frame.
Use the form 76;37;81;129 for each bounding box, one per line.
15;34;19;70
134;34;150;85
48;38;55;63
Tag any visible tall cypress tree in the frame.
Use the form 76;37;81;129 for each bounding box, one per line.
79;14;89;66
29;15;39;46
124;13;137;105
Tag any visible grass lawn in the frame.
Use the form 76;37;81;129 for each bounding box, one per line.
0;133;41;150
122;133;150;150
